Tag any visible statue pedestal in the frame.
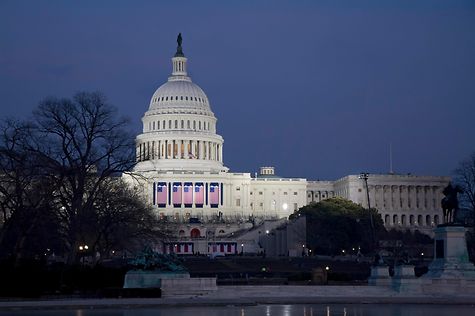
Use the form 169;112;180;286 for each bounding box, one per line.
391;265;420;293
123;270;217;297
368;265;391;286
425;225;475;279
419;225;475;294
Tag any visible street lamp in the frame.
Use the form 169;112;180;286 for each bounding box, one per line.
78;244;88;265
359;172;375;248
241;243;244;255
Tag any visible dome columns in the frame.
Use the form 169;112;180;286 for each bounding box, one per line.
172;56;187;76
136;138;223;163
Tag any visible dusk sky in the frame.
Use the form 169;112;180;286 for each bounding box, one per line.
1;0;474;180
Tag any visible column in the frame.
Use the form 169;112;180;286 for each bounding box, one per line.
185;140;189;159
219;144;223;163
178;139;182;159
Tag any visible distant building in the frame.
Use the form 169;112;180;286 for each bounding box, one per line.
123;38;449;253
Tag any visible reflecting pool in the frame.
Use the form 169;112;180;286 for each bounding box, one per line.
1;304;474;316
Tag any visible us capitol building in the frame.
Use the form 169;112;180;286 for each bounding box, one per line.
123;36;449;255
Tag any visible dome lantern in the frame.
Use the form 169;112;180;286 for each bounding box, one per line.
172;33;187;77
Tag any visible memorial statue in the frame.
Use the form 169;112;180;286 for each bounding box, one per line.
441;182;463;224
129;246;187;272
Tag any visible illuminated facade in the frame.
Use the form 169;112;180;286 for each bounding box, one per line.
123;38;449;244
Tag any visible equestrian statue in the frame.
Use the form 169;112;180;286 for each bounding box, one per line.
441;182;463;224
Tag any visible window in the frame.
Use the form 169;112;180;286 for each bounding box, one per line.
186;96;188;100
236;187;240;191
152;121;155;130
157;121;160;129
166;97;168;101
293;203;298;211
293;192;298;196
259;192;263;195
236;199;241;207
181;120;184;129
187;120;190;129
259;202;263;207
168;120;172;129
284;192;288;195
193;121;196;129
175;120;178;128
250;192;253;195
181;96;183;100
199;121;201;130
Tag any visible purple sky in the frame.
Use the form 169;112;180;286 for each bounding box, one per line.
1;0;474;180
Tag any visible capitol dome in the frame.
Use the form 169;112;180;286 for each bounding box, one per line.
134;34;227;173
148;80;212;116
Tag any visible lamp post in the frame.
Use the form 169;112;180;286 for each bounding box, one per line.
359;172;375;248
78;244;88;265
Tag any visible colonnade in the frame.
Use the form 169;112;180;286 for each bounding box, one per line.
137;139;222;162
367;185;441;211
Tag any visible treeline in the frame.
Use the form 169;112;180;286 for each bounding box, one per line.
0;92;163;267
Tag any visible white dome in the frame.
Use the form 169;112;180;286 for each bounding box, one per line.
148;80;212;114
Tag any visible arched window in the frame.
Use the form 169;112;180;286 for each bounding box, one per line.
178;230;185;236
426;215;431;226
181;120;184;129
175;120;178;129
190;228;201;238
199;121;201;130
193;121;196;130
409;215;415;225
417;215;422;226
168;120;172;129
187;120;190;129
152;121;155;130
401;214;406;226
384;214;390;225
186;96;188;100
393;214;398;225
434;215;439;225
157;121;160;129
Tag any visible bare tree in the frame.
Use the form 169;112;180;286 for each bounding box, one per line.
0;92;159;265
455;151;475;222
31;92;138;263
88;177;163;262
0;120;59;262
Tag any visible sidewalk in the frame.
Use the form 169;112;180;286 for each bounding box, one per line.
1;285;474;310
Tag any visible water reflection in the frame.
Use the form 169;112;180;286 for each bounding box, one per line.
0;304;474;316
